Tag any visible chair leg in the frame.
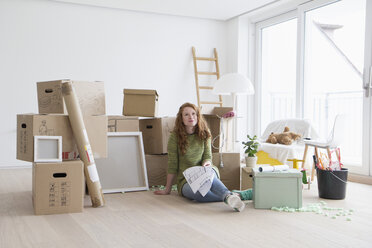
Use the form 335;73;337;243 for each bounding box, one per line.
326;147;332;161
311;147;319;182
335;147;341;163
302;144;309;170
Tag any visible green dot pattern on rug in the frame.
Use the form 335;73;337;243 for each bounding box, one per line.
271;201;354;222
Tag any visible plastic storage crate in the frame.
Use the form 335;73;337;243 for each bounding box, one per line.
253;168;302;209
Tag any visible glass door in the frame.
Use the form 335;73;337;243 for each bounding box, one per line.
302;0;371;175
256;12;298;133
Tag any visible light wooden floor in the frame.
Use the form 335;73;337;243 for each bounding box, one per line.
1;168;372;248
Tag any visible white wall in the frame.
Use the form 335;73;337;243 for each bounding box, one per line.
0;0;227;167
225;16;255;154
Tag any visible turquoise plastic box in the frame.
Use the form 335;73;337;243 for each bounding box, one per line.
252;168;302;209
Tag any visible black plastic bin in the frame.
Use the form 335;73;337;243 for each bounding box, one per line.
317;168;348;199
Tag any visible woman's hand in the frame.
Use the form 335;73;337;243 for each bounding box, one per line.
202;161;211;167
154;189;171;195
154;174;175;195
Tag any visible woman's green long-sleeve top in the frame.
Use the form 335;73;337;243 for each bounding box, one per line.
167;132;219;195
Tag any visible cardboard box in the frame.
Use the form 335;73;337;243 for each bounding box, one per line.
84;115;107;159
203;114;233;153
107;115;139;132
17;114;107;162
123;89;158;117
212;153;241;190
32;160;84;215
37;80;106;116
145;154;168;186
139;117;175;154
213;107;234;117
241;166;253;190
252;168;302;209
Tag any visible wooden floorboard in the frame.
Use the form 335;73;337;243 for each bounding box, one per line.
1;168;372;248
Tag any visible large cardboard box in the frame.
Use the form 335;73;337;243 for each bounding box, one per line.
17;114;107;162
139;117;175;154
83;115;107;159
123;89;158;117
212;153;241;190
252;168;302;209
145;154;168;186
37;80;106;116
32;160;84;215
107;115;139;132
204;114;233;153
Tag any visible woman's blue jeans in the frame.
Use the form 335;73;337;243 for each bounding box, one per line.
181;171;231;202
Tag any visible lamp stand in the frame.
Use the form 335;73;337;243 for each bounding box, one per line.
232;92;238;152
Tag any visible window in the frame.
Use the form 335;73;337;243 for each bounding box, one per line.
255;0;372;175
259;16;297;131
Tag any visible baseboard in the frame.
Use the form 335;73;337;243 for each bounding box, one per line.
349;173;372;185
0;164;32;169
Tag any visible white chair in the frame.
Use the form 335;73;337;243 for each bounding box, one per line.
258;118;316;166
301;114;348;181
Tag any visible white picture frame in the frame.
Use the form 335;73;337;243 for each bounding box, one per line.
95;132;149;193
34;136;62;162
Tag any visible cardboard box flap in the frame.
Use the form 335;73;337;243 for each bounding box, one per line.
213;107;234;117
123;89;158;98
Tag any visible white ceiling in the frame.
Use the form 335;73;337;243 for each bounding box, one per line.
53;0;281;21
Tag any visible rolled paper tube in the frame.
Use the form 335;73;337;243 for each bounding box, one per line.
62;81;105;207
259;164;289;172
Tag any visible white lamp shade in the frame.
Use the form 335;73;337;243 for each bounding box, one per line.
212;73;255;95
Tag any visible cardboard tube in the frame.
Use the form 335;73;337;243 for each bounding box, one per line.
259;164;289;172
62;81;105;207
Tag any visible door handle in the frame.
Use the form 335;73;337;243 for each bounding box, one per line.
363;66;372;97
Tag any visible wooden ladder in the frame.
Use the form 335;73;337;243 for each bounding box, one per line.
192;46;223;108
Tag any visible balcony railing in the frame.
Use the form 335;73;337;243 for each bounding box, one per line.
270;91;363;162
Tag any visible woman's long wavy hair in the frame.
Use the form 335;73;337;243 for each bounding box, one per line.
174;102;211;155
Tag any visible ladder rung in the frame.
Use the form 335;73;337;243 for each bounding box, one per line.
198;72;218;75
199;86;213;90
200;101;223;105
195;57;217;61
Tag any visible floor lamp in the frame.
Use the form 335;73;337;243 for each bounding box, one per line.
212;73;255;151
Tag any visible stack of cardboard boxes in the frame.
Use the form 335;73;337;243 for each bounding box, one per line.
18;81;242;216
118;90;241;190
17;80;108;215
110;89;175;187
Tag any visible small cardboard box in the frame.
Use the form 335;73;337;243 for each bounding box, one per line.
139;117;175;154
107;115;139;132
32;160;84;215
241;166;253;190
37;80;106;116
123;89;158;117
252;168;302;209
203;114;233;153
212;153;241;190
145;154;168;186
17;114;107;162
